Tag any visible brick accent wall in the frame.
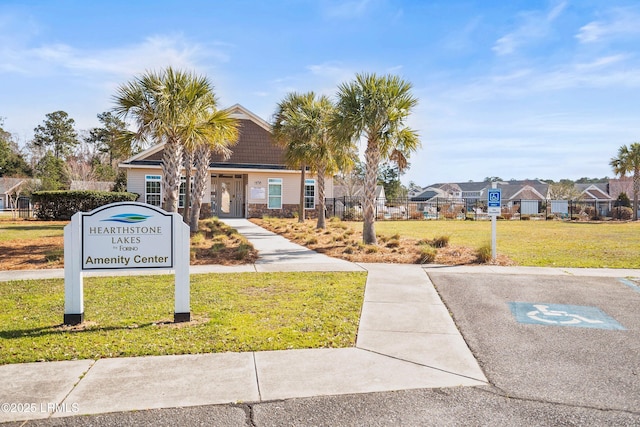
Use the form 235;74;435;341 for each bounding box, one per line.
248;203;320;219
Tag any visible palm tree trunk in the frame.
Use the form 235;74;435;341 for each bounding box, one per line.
182;149;194;223
162;138;183;212
363;138;380;245
316;164;327;229
299;165;306;222
633;170;639;221
190;144;212;233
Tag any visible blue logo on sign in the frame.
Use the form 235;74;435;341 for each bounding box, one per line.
509;302;625;330
101;213;151;224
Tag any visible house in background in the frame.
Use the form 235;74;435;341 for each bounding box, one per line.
412;180;552;217
413;180;549;204
120;104;331;219
329;184;386;218
0;177;27;211
576;183;613;216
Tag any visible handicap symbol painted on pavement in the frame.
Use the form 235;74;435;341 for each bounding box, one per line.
509;302;626;330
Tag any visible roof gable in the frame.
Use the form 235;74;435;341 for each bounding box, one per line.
0;178;27;194
121;104;286;169
579;184;612;200
211;118;285;166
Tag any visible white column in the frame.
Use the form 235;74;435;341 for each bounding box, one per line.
64;212;84;325
173;215;191;322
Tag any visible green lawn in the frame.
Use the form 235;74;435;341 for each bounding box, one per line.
0;272;367;365
370;220;640;268
0;221;66;241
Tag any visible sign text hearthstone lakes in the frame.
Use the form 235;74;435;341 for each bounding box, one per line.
82;207;173;270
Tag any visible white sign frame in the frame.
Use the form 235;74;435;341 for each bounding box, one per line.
64;202;190;325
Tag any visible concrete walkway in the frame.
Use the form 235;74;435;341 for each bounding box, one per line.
2;219;638;422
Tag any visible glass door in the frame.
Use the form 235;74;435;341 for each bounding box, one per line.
211;175;244;218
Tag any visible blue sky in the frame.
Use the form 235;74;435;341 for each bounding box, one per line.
1;0;639;185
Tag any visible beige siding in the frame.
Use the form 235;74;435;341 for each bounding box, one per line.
324;176;334;199
128;166;327;213
126;169;152;202
246;172;331;205
247;172;300;205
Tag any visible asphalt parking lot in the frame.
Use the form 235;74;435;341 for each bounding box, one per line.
430;272;640;413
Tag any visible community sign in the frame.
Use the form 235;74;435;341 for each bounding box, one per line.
64;202;190;325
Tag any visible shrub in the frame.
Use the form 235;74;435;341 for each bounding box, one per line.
32;190;139;220
343;207;363;221
476;243;492;263
430;235;450;248
191;233;206;245
386;239;400;248
611;206;633;221
410;210;424;220
235;243;253;260
208;242;226;255
615;192;631;208
583;206;596;218
418;246;437;264
44;248;64;263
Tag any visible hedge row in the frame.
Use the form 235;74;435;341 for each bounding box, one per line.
32;191;139;220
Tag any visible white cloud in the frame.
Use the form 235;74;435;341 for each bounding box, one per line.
574;54;627;71
576;7;640;43
1;33;228;78
492;1;567;55
575;22;605;43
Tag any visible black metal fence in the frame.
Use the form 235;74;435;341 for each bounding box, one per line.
17;196;32;218
325;197;626;221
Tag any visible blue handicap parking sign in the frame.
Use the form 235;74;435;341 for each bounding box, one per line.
509;302;626;330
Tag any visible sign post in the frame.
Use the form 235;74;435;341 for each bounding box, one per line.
64;202;190;325
487;185;501;261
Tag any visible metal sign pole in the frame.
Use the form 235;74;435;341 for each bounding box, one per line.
492;213;497;261
488;182;500;262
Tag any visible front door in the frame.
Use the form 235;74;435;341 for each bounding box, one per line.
211;175;244;218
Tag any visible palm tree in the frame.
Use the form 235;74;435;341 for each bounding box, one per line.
272;92;315;223
610;142;640;220
189;109;238;233
112;67;218;213
273;92;354;229
333;73;420;244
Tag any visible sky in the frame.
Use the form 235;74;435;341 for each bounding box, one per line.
1;0;639;186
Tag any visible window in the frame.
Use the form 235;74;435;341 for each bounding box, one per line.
304;179;315;209
268;178;282;209
178;176;193;208
145;175;162;206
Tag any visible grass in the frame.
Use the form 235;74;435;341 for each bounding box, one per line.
256;217;640;268
0;271;367;365
0;220;67;242
371;220;640;268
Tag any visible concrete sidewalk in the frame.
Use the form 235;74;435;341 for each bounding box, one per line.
0;262;486;422
2;219;638;423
